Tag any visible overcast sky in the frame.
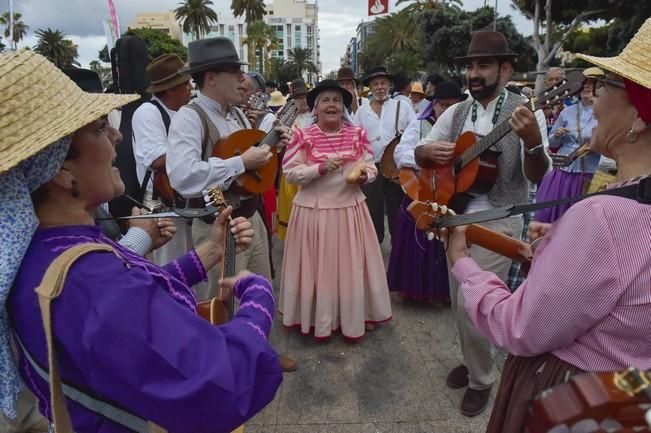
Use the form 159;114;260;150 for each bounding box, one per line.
2;0;532;74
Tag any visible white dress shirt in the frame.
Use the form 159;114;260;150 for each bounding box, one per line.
415;98;429;115
393;94;416;116
257;111;276;133
167;92;250;198
353;98;417;163
416;89;550;212
132;96;176;192
395;117;433;169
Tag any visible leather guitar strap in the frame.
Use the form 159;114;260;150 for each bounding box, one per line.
394;100;401;137
433;176;651;228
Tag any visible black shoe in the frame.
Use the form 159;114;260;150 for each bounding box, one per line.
460;387;492;417
446;364;469;389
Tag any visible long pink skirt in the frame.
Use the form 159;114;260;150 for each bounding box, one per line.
279;202;392;339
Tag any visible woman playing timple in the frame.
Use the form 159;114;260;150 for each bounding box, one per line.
279;80;392;340
1;50;282;433
446;20;651;433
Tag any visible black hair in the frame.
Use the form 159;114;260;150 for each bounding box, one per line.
265;80;277;88
393;73;411;92
426;73;445;86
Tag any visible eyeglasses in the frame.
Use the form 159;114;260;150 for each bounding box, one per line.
592;78;626;97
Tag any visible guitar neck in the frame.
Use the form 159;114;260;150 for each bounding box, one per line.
457;120;514;170
466;224;532;264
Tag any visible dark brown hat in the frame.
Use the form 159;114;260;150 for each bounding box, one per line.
337;66;358;85
455;30;518;62
179;37;247;75
146;54;191;93
362;66;394;86
290;79;308;98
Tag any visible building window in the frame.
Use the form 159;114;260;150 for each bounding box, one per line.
219;24;224;35
238;24;243;36
307;25;313;36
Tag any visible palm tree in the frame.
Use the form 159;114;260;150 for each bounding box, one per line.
266;57;287;83
174;0;218;41
33;28;80;68
231;0;266;23
396;0;463;13
371;9;421;55
0;12;29;50
242;20;275;73
388;50;424;76
287;47;317;80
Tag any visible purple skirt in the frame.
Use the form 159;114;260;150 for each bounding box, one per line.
534;169;593;223
387;198;450;303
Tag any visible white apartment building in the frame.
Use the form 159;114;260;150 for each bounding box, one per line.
264;0;321;83
128;12;183;41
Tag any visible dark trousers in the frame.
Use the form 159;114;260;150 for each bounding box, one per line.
361;164;404;244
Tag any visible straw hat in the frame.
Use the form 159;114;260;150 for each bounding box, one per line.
0;50;139;174
410;82;425;95
267;90;286;107
583;67;605;79
576;18;651;90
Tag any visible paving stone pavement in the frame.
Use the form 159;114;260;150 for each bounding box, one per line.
251;235;507;433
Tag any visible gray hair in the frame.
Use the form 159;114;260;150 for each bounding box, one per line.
308;93;355;126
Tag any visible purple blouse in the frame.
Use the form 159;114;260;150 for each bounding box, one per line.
8;225;282;433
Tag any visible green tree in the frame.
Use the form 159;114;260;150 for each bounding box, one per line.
287;47;317;80
387;50;424;76
231;0;266;23
99;45;111;63
0;37;5;52
89;59;113;88
242;20;276;73
0;12;29;50
174;0;218;40
123;27;188;61
33;28;80;68
266;57;287;83
420;5;535;76
396;0;463;14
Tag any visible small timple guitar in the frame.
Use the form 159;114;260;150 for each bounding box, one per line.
196;185;236;325
400;71;587;213
406;200;534;272
526;367;651;433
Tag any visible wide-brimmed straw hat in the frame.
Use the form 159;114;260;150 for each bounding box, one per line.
410;82;425;95
576;18;651;90
146;53;191;94
306;79;353;110
0;50;139;174
268;90;287;107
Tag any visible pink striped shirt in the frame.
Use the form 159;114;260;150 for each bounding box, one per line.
452;195;651;371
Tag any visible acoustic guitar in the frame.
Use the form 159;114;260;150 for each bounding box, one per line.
152;94;267;208
525;367;651;433
406;200;534;272
196;186;236;325
399;71;586;213
380;135;402;184
212;100;299;195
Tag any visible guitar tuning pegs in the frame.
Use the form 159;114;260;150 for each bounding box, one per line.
439;205;448;214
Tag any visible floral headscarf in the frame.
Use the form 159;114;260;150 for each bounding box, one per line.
0;137;71;418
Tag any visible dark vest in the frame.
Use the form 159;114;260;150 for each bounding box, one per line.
449;92;528;207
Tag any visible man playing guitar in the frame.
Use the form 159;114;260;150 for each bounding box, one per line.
414;30;550;417
166;37;297;372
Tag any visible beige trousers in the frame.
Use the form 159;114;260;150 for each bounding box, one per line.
448;216;524;391
191;211;271;300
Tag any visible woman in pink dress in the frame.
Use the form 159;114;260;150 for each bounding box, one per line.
279;80;392;340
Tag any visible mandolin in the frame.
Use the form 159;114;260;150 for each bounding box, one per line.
406;200;533;271
196;186;236;325
213;100;299;195
399;71;586;213
550;142;592;168
152;94;268;208
525;367;651;433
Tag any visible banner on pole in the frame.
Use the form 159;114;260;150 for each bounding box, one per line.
107;0;121;37
368;0;389;16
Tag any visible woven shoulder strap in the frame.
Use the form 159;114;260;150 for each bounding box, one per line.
34;243;166;433
185;103;221;161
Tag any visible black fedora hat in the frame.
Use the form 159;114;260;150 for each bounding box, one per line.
62;68;104;93
179;37;247;75
430;80;468;101
290;78;309;98
455;30;518;62
306;79;352;110
362;66;394;86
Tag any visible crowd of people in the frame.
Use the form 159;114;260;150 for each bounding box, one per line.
0;15;649;433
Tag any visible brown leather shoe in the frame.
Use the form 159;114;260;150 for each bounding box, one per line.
280;354;298;372
460;387;492;417
445;364;469;389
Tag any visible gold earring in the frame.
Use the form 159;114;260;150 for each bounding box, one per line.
626;127;639;143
